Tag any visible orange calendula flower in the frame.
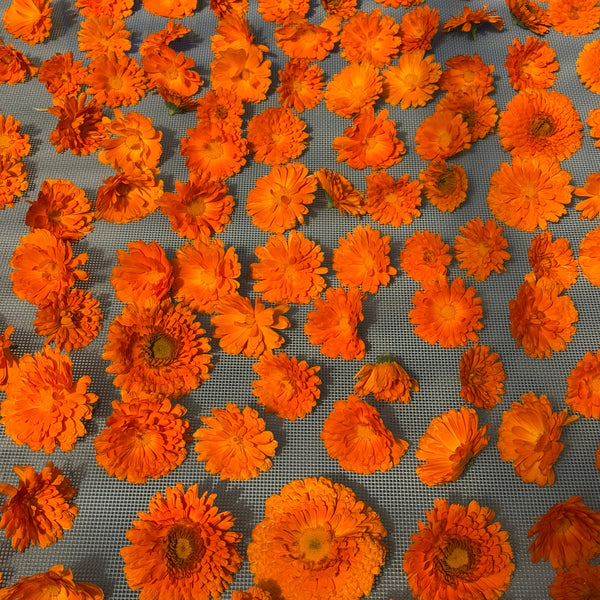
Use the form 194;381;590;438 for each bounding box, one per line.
10;229;88;305
1;346;97;453
305;286;365;360
509;273;578;359
416;406;490;486
381;50;441;110
577;40;600;95
497;391;578;486
143;48;202;98
211;12;260;55
442;4;504;39
505;36;558;91
574;172;600;218
454;217;510;281
579;227;600;287
547;0;600;36
0;325;18;388
314;167;365;216
0;155;28;210
257;0;309;24
333;224;396;294
0;39;37;84
121;483;242;600
420;160;468;212
77;16;131;60
487;156;573;232
103;301;213;399
399;4;439;53
211;295;289;358
321;0;357;19
410;276;484;348
528;231;578;292
460;344;506;409
550;564;600;600
0;462;77;551
171;237;241;314
587;104;600;139
0;114;29;158
404;499;514;600
251;231;327;304
247;477;387;600
321;394;408;474
139;18;190;57
232;589;272;600
143;0;197;18
194;404;277;480
196;88;244;128
440;53;495;95
94;396;189;484
505;0;551;35
353;354;418;403
275;14;341;61
528;496;600;570
325;61;382;119
277;58;324;113
251;350;320;420
364;170;421;227
566;349;600;419
2;0;52;46
400;229;451;283
76;0;132;18
415;111;471;162
38;52;87;99
247;163;316;233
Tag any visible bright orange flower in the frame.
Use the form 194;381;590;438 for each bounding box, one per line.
509;273;578;359
277;58;324;113
2;0;52;45
211;295;289;358
400;229;451;283
415;110;471;161
498;391;577;486
232;589;272;600
10;229;88;305
399;4;439;53
94;396;189;484
247;477;387;600
103;301;213;399
33;289;102;352
211;12;265;56
566;349;600;418
459;344;505;409
154;86;200;114
528;496;600;570
171;237;241;314
75;0;132;18
505;0;550;35
404;499;514;600
121;483;242;600
321;0;356;18
210;0;248;18
333;224;396;294
0;114;29;159
0;39;37;84
588;108;600;147
143;0;197;17
505;36;558;91
574;172;600;218
498;89;583;161
275;15;341;61
251;350;321;420
196;88;244;129
1;346;96;453
0;155;28;210
305;286;365;360
436;89;498;142
194;404;277;480
247;163;316;232
247;107;308;165
364;170;421;227
577;40;600;95
314;167;365;216
77;16;131;60
321;394;408;474
416;406;490;486
325;61;382;118
579;227;600;287
0;325;18;388
420;160;468;212
353;354;418;403
410;277;483;348
252;231;326;304
547;0;600;36
454;217;510;281
381;50;441;109
442;4;504;38
375;0;423;6
550;565;600;600
487;156;573;232
143;48;202;98
139;19;190;57
38;52;87;98
257;0;308;23
528;231;578;291
439;53;495;95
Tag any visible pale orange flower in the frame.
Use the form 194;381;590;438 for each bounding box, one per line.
579;227;600;287
415;110;471;161
211;295;289;358
139;19;190;57
0;114;29;159
442;4;504;38
275;15;342;61
528;496;600;570
0;155;28;210
574;172;600;218
38;52;87;98
76;0;133;18
251;231;327;304
276;58;324;113
143;48;202;98
550;565;600;600
77;16;131;60
454;217;510;281
547;0;600;36
399;4;439;53
459;344;506;409
439;53;495;95
400;229;451;283
194;404;277;480
143;0;197;18
420;160;468;212
353;354;418;403
0;40;37;84
196;88;244;129
505;0;550;35
505;36;558;91
304;286;366;360
509;273;578;359
257;0;308;23
364;170;421;227
325;61;382;118
566;349;600;419
577;40;600;94
251;350;321;420
528;231;578;291
314;167;365;216
416;406;490;486
2;0;52;45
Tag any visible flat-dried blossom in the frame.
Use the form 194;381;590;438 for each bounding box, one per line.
277;58;324;113
439;53;495;95
400;229;451;283
0;114;30;158
549;565;600;600
77;15;131;60
415;110;471;161
505;36;558;91
400;5;439;53
0;155;28;210
547;0;600;36
364;170;421;227
325;61;382;119
143;47;202;98
420;160;468;212
274;15;342;62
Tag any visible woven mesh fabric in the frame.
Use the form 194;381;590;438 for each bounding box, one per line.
1;0;600;597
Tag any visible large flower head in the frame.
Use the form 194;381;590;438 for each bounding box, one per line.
439;53;494;95
400;229;452;283
547;0;600;36
399;4;439;53
142;47;201;97
549;564;600;600
506;0;550;34
325;61;382;118
77;15;131;60
353;354;418;403
2;0;52;45
505;36;558;91
566;349;600;419
277;58;324;113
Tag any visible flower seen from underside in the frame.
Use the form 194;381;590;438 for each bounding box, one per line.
354;354;418;403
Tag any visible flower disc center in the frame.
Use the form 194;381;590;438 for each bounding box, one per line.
150;334;177;361
297;526;333;563
165;525;204;577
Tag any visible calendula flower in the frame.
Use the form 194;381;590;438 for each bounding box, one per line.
139;19;190;56
550;564;600;600
0;155;28;210
0;325;18;388
232;589;272;600
196;88;244;129
10;229;88;305
528;231;578;291
547;0;600;36
257;0;309;24
252;231;326;304
94;395;189;484
247;477;387;600
305;287;365;360
400;229;451;283
0;39;37;84
509;273;578;359
277;58;324;113
420;160;468;212
0;114;29;159
321;0;357;19
566;349;600;418
364;170;421;227
171;237;241;314
381;50;441;109
143;48;202;98
77;16;131;60
442;4;504;39
487;156;573;231
506;36;558;91
579;227;600;287
210;0;249;20
194;404;277;480
498;89;583;161
103;301;213;399
460;344;505;409
211;13;262;57
416;406;490;486
404;499;514;600
247;163;316;232
143;0;197;18
376;0;423;6
33;289;102;352
275;14;342;61
353;354;418;403
251;350;320;420
587;108;600;147
399;5;438;53
2;0;52;45
505;0;551;35
76;0;132;18
436;89;498;142
325;61;382;118
528;496;600;570
577;40;600;95
121;483;242;600
498;391;577;486
454;217;510;281
415;111;471;161
38;52;87;99
1;346;97;453
440;53;495;95
574;172;600;218
314;167;365;216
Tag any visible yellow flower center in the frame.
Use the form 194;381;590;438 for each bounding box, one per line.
107;74;124;91
436;537;477;583
530;114;554;138
165;525;204;577
204;141;225;160
437;169;458;194
440;303;457;321
186;196;206;217
149;333;177;361
297;526;333;563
